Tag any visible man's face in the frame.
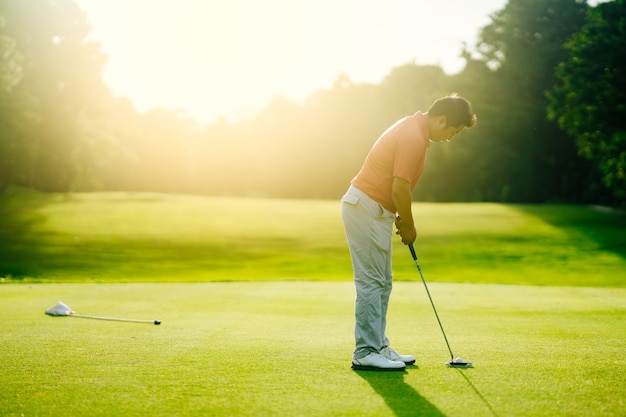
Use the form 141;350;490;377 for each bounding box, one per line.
432;124;466;143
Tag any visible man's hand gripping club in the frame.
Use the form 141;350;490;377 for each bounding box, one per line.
391;176;417;245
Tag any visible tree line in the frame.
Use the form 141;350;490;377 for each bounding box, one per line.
1;0;624;206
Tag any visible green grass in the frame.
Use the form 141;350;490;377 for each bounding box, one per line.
1;188;625;416
1;187;625;286
1;282;625;417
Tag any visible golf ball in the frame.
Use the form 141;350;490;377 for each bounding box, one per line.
454;357;464;363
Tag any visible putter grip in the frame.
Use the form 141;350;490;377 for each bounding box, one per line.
408;243;417;260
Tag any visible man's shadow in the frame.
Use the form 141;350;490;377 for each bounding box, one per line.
354;370;446;417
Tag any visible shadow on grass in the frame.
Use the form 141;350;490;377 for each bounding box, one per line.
454;369;500;417
513;204;626;261
354;369;446;417
0;187;50;279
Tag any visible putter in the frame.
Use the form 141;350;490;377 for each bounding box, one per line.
408;243;472;367
45;301;161;325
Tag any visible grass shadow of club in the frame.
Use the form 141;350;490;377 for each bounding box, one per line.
454;368;500;417
354;368;447;417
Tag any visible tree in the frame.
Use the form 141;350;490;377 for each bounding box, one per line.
548;0;626;206
0;15;20;91
0;13;39;190
473;0;589;202
0;0;114;191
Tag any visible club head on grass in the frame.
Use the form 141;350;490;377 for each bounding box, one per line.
446;358;473;368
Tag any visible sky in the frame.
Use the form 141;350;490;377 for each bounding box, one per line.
75;0;507;123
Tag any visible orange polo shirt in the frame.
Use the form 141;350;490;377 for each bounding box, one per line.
351;111;430;213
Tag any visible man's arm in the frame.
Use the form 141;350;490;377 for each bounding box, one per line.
391;176;416;244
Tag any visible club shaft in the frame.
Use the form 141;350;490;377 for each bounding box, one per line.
408;243;455;361
69;313;157;324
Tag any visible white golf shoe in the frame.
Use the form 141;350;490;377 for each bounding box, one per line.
351;352;406;371
380;346;416;365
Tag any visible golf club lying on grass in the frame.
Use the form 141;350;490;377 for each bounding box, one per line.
45;301;161;325
408;243;472;368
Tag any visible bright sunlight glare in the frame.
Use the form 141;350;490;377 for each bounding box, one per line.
75;0;506;123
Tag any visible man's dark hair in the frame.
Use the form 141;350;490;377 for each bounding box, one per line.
428;94;477;128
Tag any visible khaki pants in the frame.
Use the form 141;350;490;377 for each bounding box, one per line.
341;185;396;360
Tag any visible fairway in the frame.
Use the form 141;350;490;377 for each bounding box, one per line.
1;282;625;417
1;189;626;287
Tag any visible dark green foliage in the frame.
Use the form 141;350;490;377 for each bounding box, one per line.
468;0;590;203
548;0;626;206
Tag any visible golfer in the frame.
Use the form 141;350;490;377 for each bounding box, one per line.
342;94;477;371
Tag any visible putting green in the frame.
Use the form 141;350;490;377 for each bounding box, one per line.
1;282;624;417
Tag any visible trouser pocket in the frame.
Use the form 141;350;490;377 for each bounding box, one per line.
341;187;393;252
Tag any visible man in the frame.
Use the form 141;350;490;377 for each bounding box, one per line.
341;94;477;371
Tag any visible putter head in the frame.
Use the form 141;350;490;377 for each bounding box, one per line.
446;360;473;368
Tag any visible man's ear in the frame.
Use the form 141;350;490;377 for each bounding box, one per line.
435;115;448;129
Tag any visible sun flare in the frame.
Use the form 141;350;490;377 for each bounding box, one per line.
76;0;505;122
